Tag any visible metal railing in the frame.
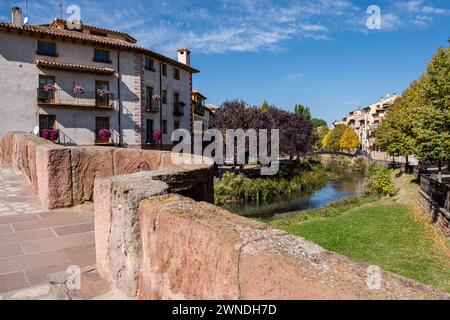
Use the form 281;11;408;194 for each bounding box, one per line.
420;174;450;211
37;88;114;108
144;100;160;113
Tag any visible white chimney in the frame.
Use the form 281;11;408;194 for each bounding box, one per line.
177;48;191;66
12;7;22;26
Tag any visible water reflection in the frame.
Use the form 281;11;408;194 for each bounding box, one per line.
222;168;365;218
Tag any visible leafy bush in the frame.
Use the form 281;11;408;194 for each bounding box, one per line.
364;164;396;197
214;161;327;205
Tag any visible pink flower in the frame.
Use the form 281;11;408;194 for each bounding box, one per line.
153;130;161;141
73;85;85;94
98;129;112;140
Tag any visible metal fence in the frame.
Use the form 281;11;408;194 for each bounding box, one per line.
420;174;450;211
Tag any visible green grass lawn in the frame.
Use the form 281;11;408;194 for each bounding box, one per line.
268;202;450;293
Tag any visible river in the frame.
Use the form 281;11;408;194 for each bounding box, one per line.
221;165;366;218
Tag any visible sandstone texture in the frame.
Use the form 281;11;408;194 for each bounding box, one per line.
71;146;114;204
113;149;163;175
137;195;450;300
36;144;73;209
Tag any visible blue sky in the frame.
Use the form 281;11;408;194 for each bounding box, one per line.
1;0;449;124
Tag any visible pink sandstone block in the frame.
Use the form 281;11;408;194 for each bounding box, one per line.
36;144;73;209
27;137;52;192
137;195;450;300
113;149;162;175
0;131;20;165
71;146;114;205
93;177;114;282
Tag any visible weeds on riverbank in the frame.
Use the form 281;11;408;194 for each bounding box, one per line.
214;159;327;205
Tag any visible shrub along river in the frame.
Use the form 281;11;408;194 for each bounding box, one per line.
221;162;365;218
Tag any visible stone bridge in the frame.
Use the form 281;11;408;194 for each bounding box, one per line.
0;132;448;300
306;150;361;158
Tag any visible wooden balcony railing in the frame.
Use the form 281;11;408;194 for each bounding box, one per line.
144;100;160;113
37;88;114;109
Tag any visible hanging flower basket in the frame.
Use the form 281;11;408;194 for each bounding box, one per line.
43;83;56;92
152;95;162;101
153;130;161;142
98;128;112;141
97;89;110;97
73;85;85;95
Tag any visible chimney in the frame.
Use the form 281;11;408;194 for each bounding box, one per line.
11;7;22;26
177;48;191;66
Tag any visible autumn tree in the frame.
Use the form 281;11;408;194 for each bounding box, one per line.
323;124;348;151
339;127;360;151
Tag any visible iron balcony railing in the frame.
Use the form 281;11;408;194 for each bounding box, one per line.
144;100;160;113
37;88;114;108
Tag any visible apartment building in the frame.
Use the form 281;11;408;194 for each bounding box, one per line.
333;95;398;160
0;7;199;149
191;90;216;134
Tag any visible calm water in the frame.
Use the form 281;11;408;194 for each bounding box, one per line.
222;168;365;218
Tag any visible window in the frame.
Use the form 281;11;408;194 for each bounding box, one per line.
162;120;168;134
94;49;110;63
95;117;110;142
162;90;168;105
173;68;180;80
146;119;154;143
95;81;110;107
144;58;155;71
174;92;180;104
39;115;56;130
174;120;180;130
37;41;57;57
161;63;167;76
38;75;55;102
146;86;153;107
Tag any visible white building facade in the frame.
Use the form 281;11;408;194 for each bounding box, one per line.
0;8;198;149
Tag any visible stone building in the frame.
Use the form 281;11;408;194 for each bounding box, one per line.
333;95;399;160
191;90;216;134
0;7;199;149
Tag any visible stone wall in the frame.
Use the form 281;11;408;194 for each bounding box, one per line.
95;185;449;299
0;132;214;210
419;190;450;238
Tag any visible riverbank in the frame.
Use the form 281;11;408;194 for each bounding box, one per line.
262;170;450;293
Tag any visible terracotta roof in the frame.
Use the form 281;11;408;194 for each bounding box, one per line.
36;60;115;75
0;22;199;73
192;89;207;99
49;19;137;43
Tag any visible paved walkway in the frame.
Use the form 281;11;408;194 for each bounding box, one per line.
0;166;95;295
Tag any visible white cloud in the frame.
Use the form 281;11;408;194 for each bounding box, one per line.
1;0;448;55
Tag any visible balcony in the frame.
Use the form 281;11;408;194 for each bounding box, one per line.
194;104;205;116
144;100;160;113
37;88;114;109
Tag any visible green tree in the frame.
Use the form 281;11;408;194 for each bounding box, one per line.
376;79;422;166
311;118;328;128
413;47;450;181
294;104;311;120
339;127;360;151
261;100;274;112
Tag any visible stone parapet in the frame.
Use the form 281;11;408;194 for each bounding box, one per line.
136;195;449;300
